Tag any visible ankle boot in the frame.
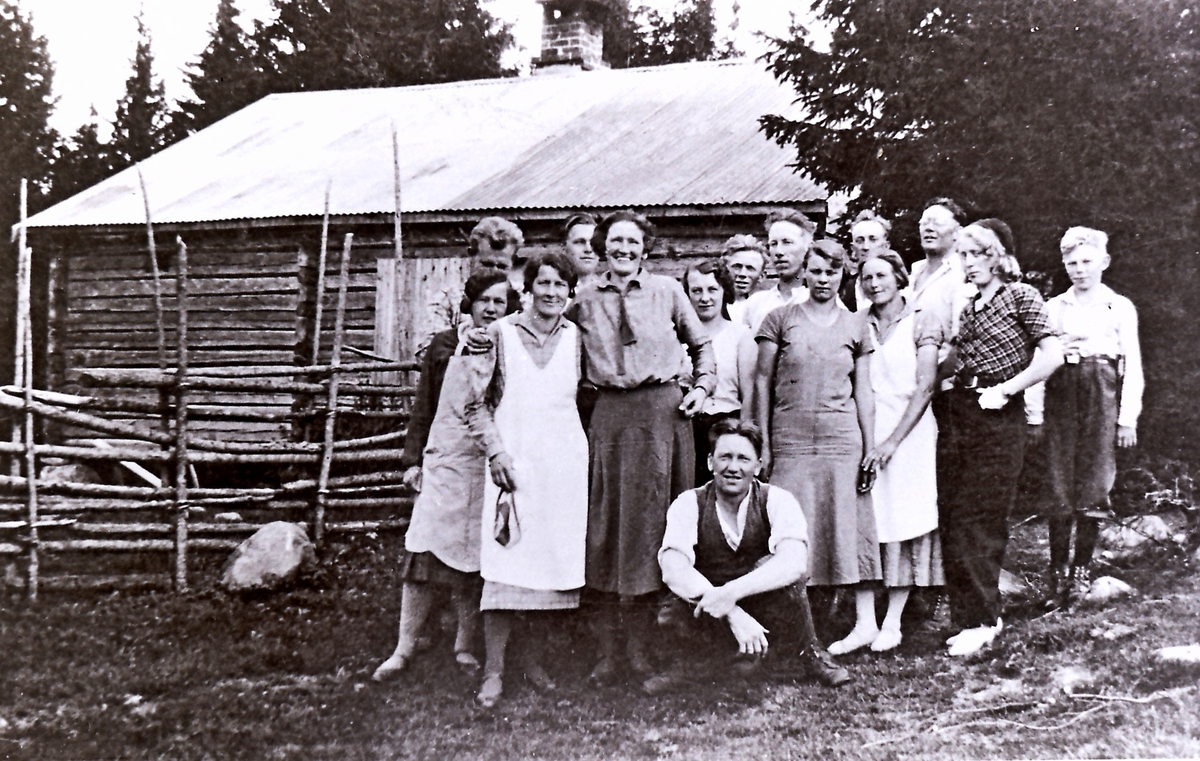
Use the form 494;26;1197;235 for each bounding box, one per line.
1046;564;1071;609
1069;564;1092;603
793;584;852;687
588;605;620;684
622;602;655;677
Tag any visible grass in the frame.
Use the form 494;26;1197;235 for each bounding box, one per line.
1;519;1198;760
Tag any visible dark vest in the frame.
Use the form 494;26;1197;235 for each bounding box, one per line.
693;480;771;587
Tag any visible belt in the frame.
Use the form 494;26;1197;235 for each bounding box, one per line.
599;377;678;393
952;371;1004;390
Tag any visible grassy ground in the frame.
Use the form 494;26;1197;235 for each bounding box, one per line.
1;519;1198;760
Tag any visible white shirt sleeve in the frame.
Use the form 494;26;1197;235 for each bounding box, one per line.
1115;295;1143;428
658;490;700;567
763;485;809;555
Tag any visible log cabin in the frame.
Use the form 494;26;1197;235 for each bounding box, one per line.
23;0;826;445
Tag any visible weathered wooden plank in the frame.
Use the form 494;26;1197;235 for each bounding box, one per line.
71;294;300;312
68;276;302;299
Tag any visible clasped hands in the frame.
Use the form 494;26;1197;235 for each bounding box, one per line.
695;585;769;655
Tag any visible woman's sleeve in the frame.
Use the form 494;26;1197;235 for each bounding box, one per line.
851;314;875;359
399;335;451;468
755;308;784;345
912;308;945;349
1014;285;1056;344
464;325;507;460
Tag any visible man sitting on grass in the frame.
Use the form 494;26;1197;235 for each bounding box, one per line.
646;419;851;694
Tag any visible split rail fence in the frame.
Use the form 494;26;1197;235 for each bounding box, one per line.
3;183;418;598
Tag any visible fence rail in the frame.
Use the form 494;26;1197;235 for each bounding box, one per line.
4;215;419;598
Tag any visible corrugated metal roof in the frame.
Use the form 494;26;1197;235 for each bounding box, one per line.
28;59;822;229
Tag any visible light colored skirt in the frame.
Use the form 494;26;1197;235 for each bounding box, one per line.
880;530;945;588
480;581;581;611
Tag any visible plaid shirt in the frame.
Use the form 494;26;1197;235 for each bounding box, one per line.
953;282;1055;384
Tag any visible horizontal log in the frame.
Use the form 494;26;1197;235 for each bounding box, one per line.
0;518;76;529
39;538;241;552
0;392;318;455
28;574;171;591
283;469;409;492
77;361;419;386
333;428;407;450
0;542;23;555
71;248;302;272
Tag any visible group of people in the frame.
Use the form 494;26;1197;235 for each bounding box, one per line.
373;199;1143;705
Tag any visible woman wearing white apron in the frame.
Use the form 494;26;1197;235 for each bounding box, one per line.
858;253;945;653
373;271;517;682
467;252;588;708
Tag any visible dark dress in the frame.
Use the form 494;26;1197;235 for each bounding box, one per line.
757;303;881;587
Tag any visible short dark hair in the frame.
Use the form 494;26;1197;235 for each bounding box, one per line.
592;210;657;257
460;270;518;314
764;209;817;236
708;418;764;459
682;259;737;320
563;212;598;241
807;238;847;270
523;251;578;296
467;216;524;257
923;197;966;225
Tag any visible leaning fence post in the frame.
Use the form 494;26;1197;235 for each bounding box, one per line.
11;179;28;478
17;181;38;599
173;237;190;592
315;233;352;548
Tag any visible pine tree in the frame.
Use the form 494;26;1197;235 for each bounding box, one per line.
46;110;114;205
171;0;262;138
109;12;169;169
611;0;739;68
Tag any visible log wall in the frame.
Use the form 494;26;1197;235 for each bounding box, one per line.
29;203;824;444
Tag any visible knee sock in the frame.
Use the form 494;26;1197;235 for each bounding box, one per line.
1048;515;1073;570
451;585;481;656
1074;515;1100;568
482;611;514;679
396;582;435;658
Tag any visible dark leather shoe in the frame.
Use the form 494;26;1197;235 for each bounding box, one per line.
801;646;852;687
642;668;690;696
588;656;618;685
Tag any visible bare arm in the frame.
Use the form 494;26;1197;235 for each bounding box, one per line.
735;330;758;422
864;344;937;470
853;353;876;456
999;336;1064;396
753;339;779;476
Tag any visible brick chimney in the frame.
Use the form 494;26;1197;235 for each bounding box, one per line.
533;0;608;74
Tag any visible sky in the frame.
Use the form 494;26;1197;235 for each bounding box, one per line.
20;0;821;137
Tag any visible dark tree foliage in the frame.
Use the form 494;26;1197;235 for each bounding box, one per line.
762;0;1200;461
109;13;170;170
0;0;56;383
251;0;514;93
171;0;263;138
608;0;738;68
45;111;115;206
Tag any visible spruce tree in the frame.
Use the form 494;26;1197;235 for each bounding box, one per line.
109;12;169;169
172;0;262;138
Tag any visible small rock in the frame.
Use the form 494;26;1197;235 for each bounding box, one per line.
1099;515;1172;555
1089;622;1136;640
998;569;1028;596
1083;576;1134;604
1155;645;1200;665
643;729;663;743
213;512;243;523
1053;666;1096;695
123;694;143;707
220;522;316;592
187;506;207;517
0;716;9;732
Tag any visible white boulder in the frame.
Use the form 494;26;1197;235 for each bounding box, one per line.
221;522;315;592
1155;645;1200;665
1099;515;1172;557
1082;576;1134;604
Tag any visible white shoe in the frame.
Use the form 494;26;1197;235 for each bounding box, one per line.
870;627;903;652
828;627;879;655
947;618;1003;657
